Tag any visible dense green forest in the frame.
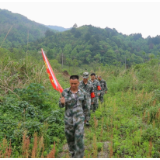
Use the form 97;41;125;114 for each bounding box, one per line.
1;9;160;66
27;25;160;67
0;9;56;48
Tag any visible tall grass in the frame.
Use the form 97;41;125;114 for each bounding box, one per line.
0;133;55;158
1;48;160;157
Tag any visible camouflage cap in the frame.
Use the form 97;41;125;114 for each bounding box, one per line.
83;72;89;78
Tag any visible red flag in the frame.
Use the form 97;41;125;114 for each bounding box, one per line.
41;48;63;93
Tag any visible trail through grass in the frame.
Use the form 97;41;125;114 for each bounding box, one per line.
58;87;160;158
1;50;160;157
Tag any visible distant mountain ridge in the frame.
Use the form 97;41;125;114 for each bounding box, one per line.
1;8;160;67
0;9;55;48
46;25;71;32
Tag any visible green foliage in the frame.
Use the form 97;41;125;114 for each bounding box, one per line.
26;25;160;67
2;32;160;157
14;83;49;108
142;125;160;141
97;142;103;152
94;110;102;119
1;9;160;68
0;9;55;48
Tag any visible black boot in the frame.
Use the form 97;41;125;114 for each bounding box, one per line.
85;121;90;126
72;153;75;158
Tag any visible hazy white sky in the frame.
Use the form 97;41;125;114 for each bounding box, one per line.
0;0;160;38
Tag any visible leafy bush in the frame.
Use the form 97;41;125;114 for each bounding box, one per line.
94;110;102;120
142;125;160;141
14;83;49;108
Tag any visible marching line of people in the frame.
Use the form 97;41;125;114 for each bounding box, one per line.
59;72;107;158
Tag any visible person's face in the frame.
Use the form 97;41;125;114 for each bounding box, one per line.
98;77;102;81
91;75;95;80
70;79;79;90
83;78;88;83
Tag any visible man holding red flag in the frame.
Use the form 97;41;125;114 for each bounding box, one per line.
41;49;89;157
59;75;89;158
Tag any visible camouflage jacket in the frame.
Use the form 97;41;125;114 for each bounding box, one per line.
79;81;94;97
98;79;108;92
88;79;101;97
59;88;90;123
79;80;94;103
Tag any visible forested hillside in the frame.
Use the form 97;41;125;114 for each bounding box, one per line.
1;8;160;157
26;25;160;66
0;9;55;48
1;9;160;67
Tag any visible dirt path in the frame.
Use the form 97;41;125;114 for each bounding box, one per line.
57;132;110;158
58;141;110;158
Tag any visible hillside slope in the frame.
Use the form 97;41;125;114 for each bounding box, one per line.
28;25;160;66
0;9;54;48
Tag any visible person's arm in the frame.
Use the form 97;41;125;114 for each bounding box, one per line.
97;81;101;96
59;91;65;108
82;93;90;122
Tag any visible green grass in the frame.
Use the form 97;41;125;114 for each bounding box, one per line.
1;49;160;157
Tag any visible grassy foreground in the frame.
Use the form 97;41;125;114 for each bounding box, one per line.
1;48;160;157
59;60;160;158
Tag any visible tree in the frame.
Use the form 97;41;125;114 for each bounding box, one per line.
73;23;78;28
149;53;155;60
45;29;55;37
47;49;54;59
72;59;79;74
94;53;101;63
64;44;72;55
66;57;72;72
142;51;146;63
71;48;78;57
85;33;91;41
74;30;81;38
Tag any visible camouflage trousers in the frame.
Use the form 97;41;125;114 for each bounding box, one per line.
65;119;84;158
91;97;98;112
99;91;105;103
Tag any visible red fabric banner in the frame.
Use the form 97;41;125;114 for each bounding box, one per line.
41;48;63;93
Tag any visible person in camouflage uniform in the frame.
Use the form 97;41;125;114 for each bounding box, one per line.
98;76;108;103
89;73;101;112
59;75;90;158
95;75;98;80
79;72;95;125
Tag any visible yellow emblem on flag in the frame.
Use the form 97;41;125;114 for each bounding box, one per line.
51;79;55;84
45;62;48;69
